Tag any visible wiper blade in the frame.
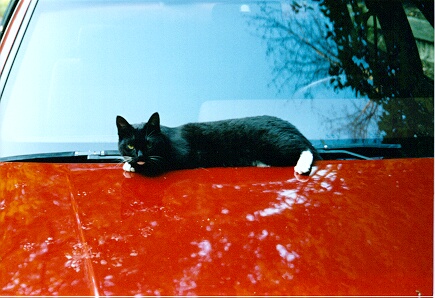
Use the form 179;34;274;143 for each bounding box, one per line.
317;143;402;160
75;150;123;160
0;150;124;162
317;149;372;160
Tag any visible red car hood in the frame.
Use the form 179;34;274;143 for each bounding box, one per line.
0;159;433;296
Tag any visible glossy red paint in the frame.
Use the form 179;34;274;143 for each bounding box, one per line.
0;0;32;74
0;159;433;296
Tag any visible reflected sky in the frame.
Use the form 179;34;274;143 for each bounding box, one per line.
0;0;415;158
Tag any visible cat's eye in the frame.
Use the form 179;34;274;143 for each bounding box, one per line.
127;144;134;150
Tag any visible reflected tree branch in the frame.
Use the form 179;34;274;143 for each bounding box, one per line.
248;0;433;151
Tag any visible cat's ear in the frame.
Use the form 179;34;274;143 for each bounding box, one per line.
147;112;161;132
116;115;132;136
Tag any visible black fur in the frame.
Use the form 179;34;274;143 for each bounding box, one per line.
116;112;320;176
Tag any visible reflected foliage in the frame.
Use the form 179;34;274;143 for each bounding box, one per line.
322;0;433;155
249;1;337;95
250;0;433;155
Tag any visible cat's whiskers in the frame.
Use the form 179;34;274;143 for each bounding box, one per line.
148;156;164;164
147;155;165;171
115;160;128;168
114;156;133;169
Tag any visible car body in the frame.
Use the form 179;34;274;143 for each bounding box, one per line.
0;0;433;296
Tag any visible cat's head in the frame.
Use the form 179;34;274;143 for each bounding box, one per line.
116;112;169;176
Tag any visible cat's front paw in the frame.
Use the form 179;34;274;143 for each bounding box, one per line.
294;150;313;175
123;162;135;172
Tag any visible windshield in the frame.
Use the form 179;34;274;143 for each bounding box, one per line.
0;0;433;158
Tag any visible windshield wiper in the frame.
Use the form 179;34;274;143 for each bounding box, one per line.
0;150;124;163
317;143;402;160
0;144;403;163
76;150;124;161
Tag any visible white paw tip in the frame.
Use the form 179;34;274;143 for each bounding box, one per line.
123;162;135;172
294;150;313;174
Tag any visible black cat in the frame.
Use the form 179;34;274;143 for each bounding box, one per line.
116;112;321;177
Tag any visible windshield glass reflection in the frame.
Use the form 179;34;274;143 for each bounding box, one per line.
0;0;433;158
248;0;433;156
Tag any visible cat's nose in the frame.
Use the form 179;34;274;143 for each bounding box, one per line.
137;150;144;158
